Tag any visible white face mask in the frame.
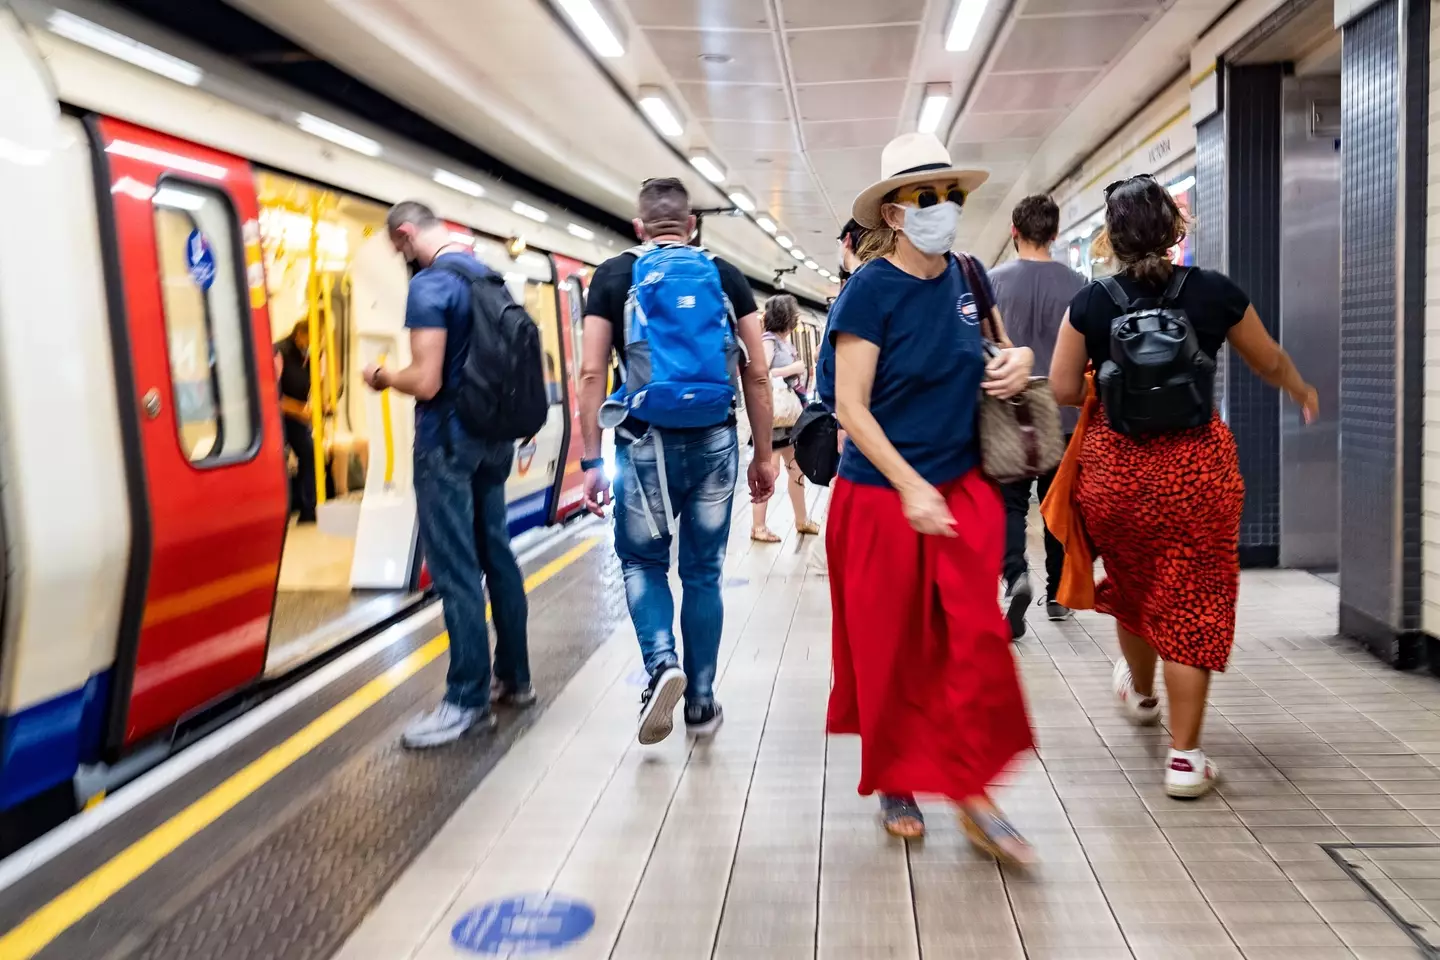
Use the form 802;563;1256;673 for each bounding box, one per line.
900;201;961;256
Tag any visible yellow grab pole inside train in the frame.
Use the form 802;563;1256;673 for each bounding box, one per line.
377;352;395;487
305;194;326;508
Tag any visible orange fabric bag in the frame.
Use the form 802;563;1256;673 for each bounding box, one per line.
1040;373;1098;610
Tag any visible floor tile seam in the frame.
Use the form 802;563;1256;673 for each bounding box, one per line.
706;574;807;960
813;730;827;960
1046;645;1230;958
397;634;635;959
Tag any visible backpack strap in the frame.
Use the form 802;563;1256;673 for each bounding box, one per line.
954;253;1002;348
1161;265;1191;304
1097;276;1133;312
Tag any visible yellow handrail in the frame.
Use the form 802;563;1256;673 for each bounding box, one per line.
377;352;395;487
305;194;326;508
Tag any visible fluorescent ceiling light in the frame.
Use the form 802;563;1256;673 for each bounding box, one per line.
433;169;485;198
105;140;227;180
556;0;624;57
689;151;726;185
945;0;989;52
755;216;777;234
791;248;806;261
48;11;203;87
637;86;684;137
918;84;952;135
567;223;596;240
776;235;793;249
297;113;381;157
152;187;207;211
727;190;756;213
1168;175;1197;195
804;259;819;270
830;276;842;284
512;200;550;223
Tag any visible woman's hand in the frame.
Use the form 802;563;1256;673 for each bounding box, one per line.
982;346;1033;400
1290;383;1319;424
900;481;957;538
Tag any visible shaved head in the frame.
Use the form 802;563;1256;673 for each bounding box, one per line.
636;177;692;241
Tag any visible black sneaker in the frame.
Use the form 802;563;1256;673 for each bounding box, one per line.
1045;597;1072;622
684;699;724;737
491;678;537;707
637;665;686;745
1004;573;1033;640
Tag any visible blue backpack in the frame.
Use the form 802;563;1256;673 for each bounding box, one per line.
615;244;740;429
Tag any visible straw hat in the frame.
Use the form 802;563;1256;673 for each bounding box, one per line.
851;133;989;230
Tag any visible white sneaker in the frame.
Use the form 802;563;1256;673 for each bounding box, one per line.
1165;750;1220;799
401;701;494;749
1112;658;1161;725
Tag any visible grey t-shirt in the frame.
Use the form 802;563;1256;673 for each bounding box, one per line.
988;258;1086;432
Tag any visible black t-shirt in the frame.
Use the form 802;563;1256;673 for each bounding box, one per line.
585;248;759;368
274;336;309;404
1067;267;1250;370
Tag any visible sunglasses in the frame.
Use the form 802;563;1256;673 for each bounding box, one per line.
1103;172;1157;198
891;183;967;209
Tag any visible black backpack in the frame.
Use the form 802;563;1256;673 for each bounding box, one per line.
792;400;840;486
434;261;548;441
1095;267;1215;436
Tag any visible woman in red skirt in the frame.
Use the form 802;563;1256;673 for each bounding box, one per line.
1049;175;1317;799
821;133;1036;861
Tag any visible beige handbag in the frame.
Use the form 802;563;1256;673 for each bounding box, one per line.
957;254;1066;484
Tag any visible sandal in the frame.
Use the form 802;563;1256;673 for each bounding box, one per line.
880;794;926;839
959;808;1034;866
796;520;820;536
751;527;782;543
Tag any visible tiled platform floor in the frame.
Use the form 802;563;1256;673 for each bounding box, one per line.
337;488;1440;960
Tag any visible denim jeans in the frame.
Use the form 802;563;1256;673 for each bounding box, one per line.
613;424;738;703
414;429;529;709
1001;432;1071;597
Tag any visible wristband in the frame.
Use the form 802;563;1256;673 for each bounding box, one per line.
580;457;605;472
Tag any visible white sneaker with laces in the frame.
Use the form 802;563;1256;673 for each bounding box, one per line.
1112;657;1161;726
1165;749;1220;799
401;700;494;749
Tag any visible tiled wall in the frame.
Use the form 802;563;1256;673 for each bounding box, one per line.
1423;0;1440;636
1226;65;1285;567
1195;112;1229;415
1339;0;1414;659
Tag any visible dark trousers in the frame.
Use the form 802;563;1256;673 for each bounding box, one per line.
283;417;317;523
1002;460;1066;599
413;434;530;709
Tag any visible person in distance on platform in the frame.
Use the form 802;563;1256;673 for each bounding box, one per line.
579;177;776;746
988;195;1086;633
823;132;1036;860
1047;174;1318;799
364;201;533;750
751;293;819;543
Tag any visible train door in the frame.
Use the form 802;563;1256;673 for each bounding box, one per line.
552;254;590;522
93;118;287;748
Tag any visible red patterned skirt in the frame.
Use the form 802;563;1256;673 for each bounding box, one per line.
826;471;1035;803
1074;414;1244;671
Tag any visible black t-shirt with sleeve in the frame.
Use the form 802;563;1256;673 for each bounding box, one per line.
1066;267;1251;370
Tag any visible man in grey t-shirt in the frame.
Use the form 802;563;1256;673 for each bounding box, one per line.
988;195;1086;633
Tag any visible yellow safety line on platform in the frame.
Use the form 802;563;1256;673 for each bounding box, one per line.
0;537;599;960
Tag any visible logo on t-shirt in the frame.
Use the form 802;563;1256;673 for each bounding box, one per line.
957;292;980;326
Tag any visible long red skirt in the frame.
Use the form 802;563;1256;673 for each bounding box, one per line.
826;471;1035;802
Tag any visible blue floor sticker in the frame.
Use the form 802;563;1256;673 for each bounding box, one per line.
452;894;595;954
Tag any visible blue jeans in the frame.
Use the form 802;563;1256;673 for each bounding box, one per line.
613;424;738;702
414;431;529;709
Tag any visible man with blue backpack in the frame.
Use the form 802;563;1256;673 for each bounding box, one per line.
579;177;776;745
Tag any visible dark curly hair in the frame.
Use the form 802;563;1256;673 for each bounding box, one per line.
763;293;800;334
1011;194;1060;246
1101;175;1186;286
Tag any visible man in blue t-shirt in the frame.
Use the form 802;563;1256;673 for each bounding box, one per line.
362;201;531;749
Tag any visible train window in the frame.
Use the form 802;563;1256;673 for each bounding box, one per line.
563;276;585;398
152;181;257;463
523;281;565;408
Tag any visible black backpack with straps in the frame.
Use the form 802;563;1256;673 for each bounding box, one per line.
433;260;549;441
1095;266;1215;436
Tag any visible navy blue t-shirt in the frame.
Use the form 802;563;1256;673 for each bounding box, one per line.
405;252;493;452
822;256;991;488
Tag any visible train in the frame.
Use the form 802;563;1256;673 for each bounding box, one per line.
0;0;821;847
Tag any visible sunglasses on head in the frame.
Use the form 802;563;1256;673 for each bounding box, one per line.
891;182;966;209
1103;173;1157;198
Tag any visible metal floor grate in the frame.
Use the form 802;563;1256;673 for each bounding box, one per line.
1327;843;1440;957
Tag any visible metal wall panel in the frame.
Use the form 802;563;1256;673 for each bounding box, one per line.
1226;64;1286;567
1279;76;1342;569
